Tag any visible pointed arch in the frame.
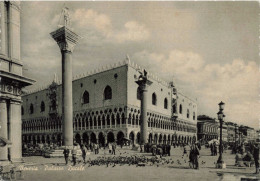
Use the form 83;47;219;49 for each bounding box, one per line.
152;93;157;105
41;101;45;112
82;90;90;104
179;104;182;114
29;104;34;114
164;98;168;109
104;85;112;100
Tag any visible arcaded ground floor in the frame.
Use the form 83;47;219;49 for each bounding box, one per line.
22;127;197;148
9;146;260;181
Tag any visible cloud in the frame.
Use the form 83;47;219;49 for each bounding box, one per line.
132;50;260;127
113;21;150;42
70;9;150;43
72;9;112;36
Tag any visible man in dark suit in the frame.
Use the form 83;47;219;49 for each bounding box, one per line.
63;146;70;165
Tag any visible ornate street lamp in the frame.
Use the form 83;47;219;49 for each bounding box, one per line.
216;101;226;168
234;123;238;151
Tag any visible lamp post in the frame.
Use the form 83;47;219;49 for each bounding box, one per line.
234;123;237;151
216;101;226;168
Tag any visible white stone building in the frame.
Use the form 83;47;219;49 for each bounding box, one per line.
21;58;197;146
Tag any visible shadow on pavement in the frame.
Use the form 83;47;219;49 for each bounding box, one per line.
168;166;191;169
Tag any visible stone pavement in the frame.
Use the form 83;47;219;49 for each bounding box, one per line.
9;147;260;181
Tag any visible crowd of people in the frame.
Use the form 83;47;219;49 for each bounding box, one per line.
61;141;202;170
234;142;260;174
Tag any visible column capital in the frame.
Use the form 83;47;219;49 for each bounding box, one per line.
50;26;80;53
10;99;22;105
0;99;7;103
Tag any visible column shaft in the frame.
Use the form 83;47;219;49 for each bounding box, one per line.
140;88;148;144
0;100;8;161
62;50;73;146
9;101;23;162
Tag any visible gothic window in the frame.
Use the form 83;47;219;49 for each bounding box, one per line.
137;87;141;100
164;98;168;109
172;104;176;113
187;109;190;118
104;86;112;100
152;93;157;105
179;104;182;114
21;106;24;115
82;91;90;104
193;112;196;120
29;104;34;114
41;101;45;112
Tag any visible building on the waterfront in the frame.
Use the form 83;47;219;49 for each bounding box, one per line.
197;115;218;144
218;122;228;142
21;60;197;146
0;1;34;163
226;122;236;145
239;125;257;143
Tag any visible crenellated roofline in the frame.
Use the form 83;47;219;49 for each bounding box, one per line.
23;58;173;95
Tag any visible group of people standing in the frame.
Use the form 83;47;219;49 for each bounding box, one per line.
108;142;117;155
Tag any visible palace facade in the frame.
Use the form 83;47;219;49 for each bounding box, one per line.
21;60;197;146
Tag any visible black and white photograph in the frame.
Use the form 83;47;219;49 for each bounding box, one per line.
0;1;259;181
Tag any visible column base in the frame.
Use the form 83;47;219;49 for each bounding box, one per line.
0;160;11;166
11;158;24;163
60;145;74;150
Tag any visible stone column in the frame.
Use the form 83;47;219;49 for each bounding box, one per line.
9;100;23;162
104;135;108;145
0;99;8;161
136;73;152;145
51;26;80;147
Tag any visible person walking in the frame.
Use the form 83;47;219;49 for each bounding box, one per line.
183;144;188;157
193;143;200;169
253;143;259;174
108;142;112;154
189;144;195;168
210;144;213;156
81;145;87;164
72;146;77;166
63;146;70;165
112;142;116;155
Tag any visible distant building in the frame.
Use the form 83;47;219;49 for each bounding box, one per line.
226;122;236;144
239;126;257;143
21;60;197;146
197;115;218;143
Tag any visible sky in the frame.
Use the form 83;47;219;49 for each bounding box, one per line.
20;1;259;128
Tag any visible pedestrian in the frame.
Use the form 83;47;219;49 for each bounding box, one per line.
108;142;112;154
253;143;259;174
72;146;77;166
112;142;116;155
94;143;98;154
97;143;100;154
63;146;70;165
81;145;86;164
183;144;188;157
167;144;171;156
189;144;195;168
210;144;213;156
193;143;200;169
213;142;217;156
